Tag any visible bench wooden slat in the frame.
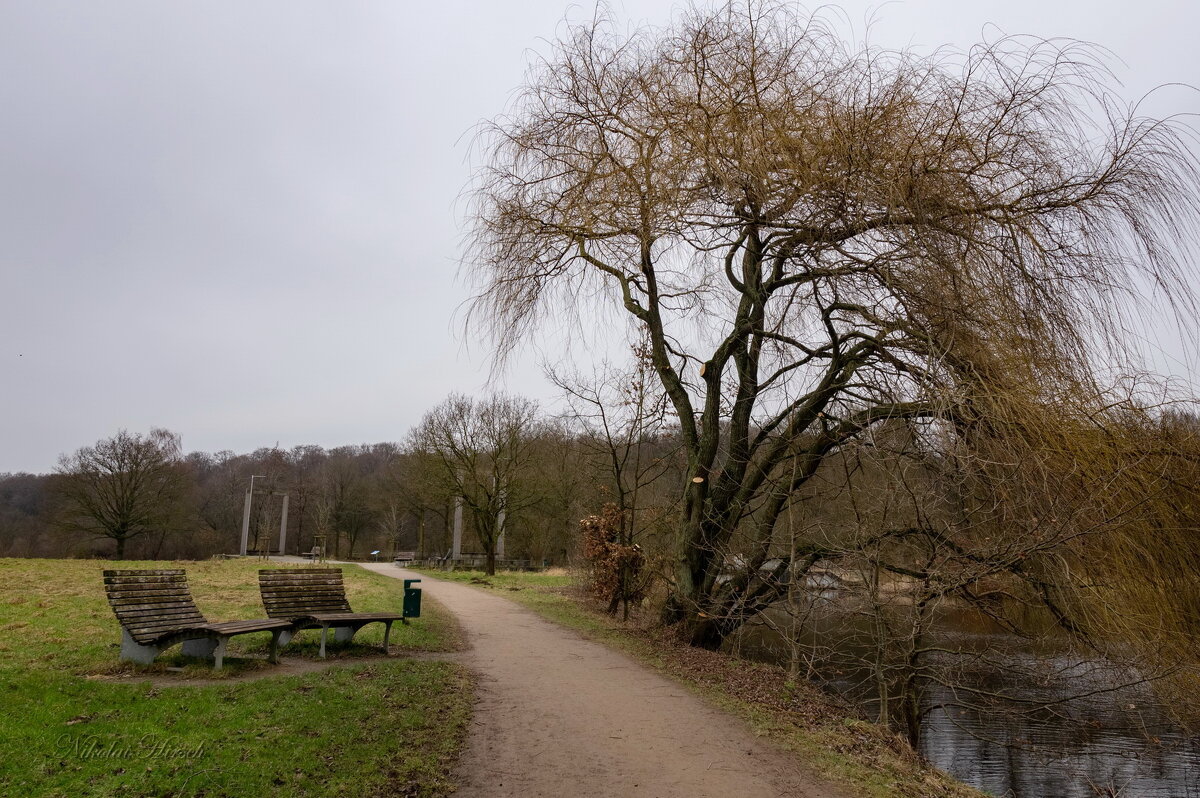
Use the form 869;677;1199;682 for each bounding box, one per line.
107;597;197;610
126;624;206;639
113;605;206;620
116;613;208;628
102;576;184;583
263;598;348;605
262;598;349;607
263;607;350;617
127;624;201;637
105;587;196;600
258;575;343;581
261;598;349;607
259;568;342;575
259;578;345;587
262;592;349;601
104;569;185;577
106;594;199;609
204;619;292;633
103;577;188;588
302;612;404;622
258;578;346;586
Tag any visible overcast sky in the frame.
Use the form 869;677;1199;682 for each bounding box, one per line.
1;1;1197;473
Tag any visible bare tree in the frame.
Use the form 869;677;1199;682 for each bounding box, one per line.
54;428;190;559
467;2;1200;647
408;394;543;575
549;333;679;615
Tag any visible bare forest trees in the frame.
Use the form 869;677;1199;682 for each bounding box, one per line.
6;417;603;564
408;394;545;575
53;428;190;558
467;2;1200;648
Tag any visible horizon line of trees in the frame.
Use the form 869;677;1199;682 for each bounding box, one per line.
0;388;686;569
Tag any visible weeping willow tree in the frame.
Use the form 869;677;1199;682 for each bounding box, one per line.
467;1;1200;648
1060;410;1200;720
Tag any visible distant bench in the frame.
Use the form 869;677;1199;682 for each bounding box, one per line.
392;551;417;565
103;569;290;669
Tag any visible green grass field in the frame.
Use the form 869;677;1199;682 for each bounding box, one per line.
0;558;471;798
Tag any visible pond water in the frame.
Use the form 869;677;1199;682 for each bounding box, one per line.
731;589;1200;797
915;663;1200;797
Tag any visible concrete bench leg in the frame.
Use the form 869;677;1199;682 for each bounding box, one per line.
382;621;392;654
276;628;295;648
319;624;330;659
212;637;229;670
120;630;163;665
269;630;282;664
181;637;218;659
333;625;358;644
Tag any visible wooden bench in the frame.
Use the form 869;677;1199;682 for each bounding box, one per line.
103;569;292;669
393;551;417;565
258;568;405;658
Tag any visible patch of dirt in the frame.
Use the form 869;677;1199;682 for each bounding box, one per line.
362;564;850;798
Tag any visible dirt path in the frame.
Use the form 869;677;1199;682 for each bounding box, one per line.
361;564;848;798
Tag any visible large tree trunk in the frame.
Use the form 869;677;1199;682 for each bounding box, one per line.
687;616;727;650
662;511;740;649
899;674;923;750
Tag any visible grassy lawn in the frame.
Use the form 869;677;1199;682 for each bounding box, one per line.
415;567;981;798
0;558;471;798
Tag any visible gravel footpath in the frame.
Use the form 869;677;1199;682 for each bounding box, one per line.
360;564;848;798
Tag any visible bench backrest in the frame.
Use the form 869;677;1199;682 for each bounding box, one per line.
258;568;352;618
102;569;208;644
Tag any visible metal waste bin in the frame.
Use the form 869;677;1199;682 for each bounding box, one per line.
403;579;422;619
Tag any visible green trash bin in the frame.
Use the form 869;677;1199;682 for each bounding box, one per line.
403;579;422;619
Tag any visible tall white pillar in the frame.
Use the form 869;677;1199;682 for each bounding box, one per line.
452;494;463;560
495;487;506;559
278;494;289;555
239;490;252;556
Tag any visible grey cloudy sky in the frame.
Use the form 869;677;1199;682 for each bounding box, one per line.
1;1;1197;473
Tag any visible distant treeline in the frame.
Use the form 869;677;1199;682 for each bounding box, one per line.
0;393;685;563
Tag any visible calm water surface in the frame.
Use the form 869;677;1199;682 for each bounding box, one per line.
733;592;1200;797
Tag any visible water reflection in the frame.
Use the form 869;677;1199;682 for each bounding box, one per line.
920;678;1200;797
732;589;1200;797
